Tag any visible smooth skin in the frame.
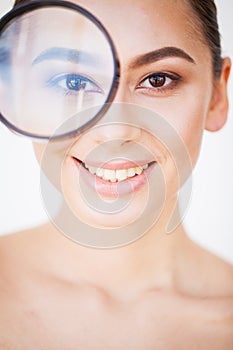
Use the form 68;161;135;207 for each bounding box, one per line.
0;0;233;349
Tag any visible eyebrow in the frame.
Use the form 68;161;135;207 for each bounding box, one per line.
128;46;196;69
32;47;102;67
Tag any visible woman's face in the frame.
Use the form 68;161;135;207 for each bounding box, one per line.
33;0;228;229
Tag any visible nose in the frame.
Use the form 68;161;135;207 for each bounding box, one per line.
90;79;142;143
90;121;141;144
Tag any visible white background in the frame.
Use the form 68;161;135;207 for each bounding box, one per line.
0;0;232;263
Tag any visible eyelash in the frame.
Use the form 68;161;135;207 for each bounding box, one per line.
46;73;103;96
136;72;181;94
45;71;181;98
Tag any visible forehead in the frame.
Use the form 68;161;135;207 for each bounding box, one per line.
16;0;209;66
55;0;204;60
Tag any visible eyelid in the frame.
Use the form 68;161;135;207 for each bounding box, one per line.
136;71;182;93
47;73;97;86
46;73;103;93
140;71;181;83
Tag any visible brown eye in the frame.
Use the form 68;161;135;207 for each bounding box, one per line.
148;75;166;88
138;73;172;90
137;72;181;93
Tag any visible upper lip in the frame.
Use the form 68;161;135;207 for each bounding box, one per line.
73;157;156;170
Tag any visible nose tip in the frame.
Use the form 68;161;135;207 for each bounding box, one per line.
91;105;142;144
90;119;141;144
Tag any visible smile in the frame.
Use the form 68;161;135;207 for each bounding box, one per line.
72;157;157;197
82;162;154;182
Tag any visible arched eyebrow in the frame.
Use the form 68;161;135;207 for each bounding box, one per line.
32;47;102;67
128;46;196;69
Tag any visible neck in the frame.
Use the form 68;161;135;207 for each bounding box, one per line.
36;198;191;298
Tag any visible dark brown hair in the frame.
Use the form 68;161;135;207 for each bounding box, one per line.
13;0;222;78
187;0;222;78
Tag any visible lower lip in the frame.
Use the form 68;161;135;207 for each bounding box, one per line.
73;158;156;198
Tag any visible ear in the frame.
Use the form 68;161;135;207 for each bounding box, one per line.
205;57;231;132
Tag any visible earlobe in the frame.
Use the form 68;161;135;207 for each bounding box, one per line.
205;57;231;132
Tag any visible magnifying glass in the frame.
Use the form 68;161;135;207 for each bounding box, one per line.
0;0;119;140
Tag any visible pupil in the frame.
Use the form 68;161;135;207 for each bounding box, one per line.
149;75;165;87
66;75;86;91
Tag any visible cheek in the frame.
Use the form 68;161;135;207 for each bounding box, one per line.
144;99;210;196
175;103;209;168
135;71;213;169
160;90;211;169
175;113;204;168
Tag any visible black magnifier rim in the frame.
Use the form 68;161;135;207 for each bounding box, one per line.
0;0;120;141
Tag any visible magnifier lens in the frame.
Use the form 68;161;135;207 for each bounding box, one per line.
0;3;116;139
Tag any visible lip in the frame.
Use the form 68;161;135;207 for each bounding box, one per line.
72;157;156;198
81;159;154;170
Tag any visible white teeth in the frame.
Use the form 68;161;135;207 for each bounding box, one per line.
135;166;143;175
127;168;136;177
96;168;104;177
88;166;97;175
103;169;116;182
115;169;128;182
84;162;149;182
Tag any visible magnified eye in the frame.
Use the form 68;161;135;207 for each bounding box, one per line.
47;73;103;95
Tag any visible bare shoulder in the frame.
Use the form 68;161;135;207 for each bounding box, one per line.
0;222;55;253
0;224;52;287
177;235;233;304
195;241;233;296
0;225;44;263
